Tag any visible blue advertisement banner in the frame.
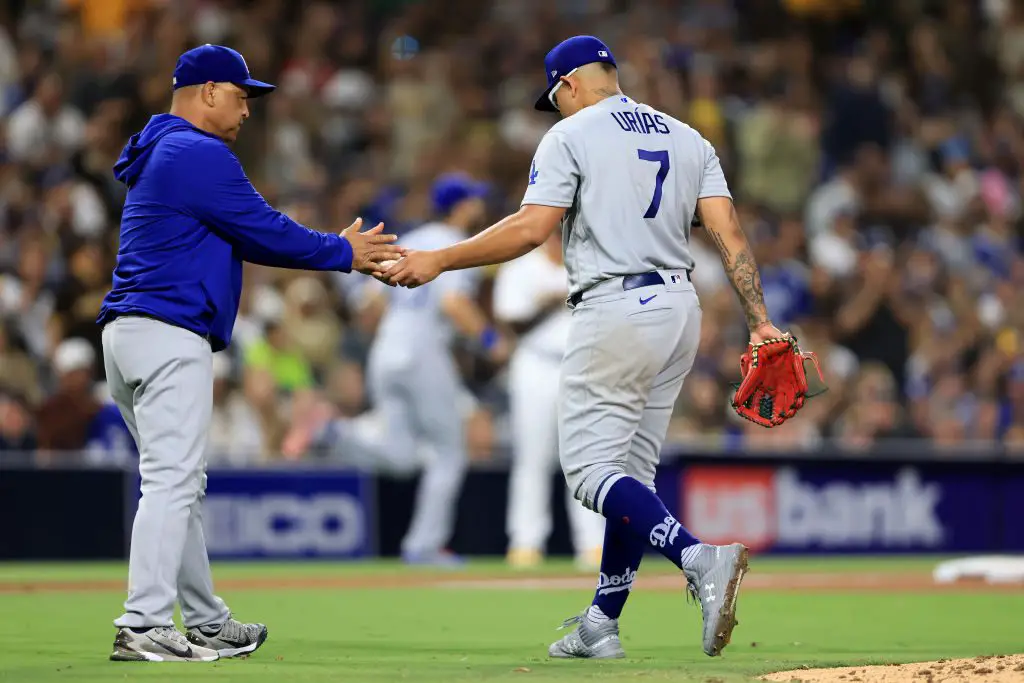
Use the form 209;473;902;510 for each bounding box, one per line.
1000;473;1024;552
201;469;375;560
672;464;1010;554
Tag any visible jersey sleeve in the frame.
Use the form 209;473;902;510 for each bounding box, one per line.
521;131;579;208
698;139;732;200
180;139;353;271
492;260;537;323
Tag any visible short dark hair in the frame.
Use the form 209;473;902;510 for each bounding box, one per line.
597;62;617;74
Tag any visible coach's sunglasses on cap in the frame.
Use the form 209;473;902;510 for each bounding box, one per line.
547;67;579;112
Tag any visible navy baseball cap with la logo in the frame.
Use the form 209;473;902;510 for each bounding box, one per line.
172;44;276;98
535;35;616;112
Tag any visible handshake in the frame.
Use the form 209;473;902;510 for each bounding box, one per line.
343;218;444;289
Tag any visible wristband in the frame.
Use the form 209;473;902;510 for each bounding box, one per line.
480;326;499;352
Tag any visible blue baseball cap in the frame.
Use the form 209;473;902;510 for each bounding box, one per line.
940;136;971;164
535;35;616;112
172;44;276;98
431;173;489;215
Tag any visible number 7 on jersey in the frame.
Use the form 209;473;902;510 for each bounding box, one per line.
637;149;670;218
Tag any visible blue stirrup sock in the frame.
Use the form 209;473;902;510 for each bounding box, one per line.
596;475;702;571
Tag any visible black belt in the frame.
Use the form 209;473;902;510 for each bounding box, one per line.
568;270;689;307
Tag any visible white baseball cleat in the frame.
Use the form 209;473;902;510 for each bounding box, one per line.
185;617;269;658
682;543;749;657
110;626;219;662
548;606;626;659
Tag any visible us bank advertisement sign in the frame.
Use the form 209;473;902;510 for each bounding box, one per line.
201;469;375;559
679;465;1000;553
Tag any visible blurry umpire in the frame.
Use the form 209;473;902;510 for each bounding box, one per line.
97;45;402;663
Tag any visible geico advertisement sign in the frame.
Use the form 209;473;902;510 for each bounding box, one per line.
682;466;944;551
203;493;366;556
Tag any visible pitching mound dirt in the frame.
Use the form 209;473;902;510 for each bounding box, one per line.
761;654;1024;683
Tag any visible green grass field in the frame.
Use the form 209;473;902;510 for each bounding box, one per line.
0;557;1020;682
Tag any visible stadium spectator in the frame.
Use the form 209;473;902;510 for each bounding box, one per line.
243;315;316;395
280;275;343;380
0;0;1018;464
1;234;53;361
206;352;266;466
35;336;133;459
35;337;101;452
51;239;109;374
0;389;35;453
241;363;292;459
0;320;41;406
831;361;919;449
5;72;85;168
735;83;820;215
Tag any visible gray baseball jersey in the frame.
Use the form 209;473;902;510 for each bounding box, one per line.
521;95;731;296
373;222;478;353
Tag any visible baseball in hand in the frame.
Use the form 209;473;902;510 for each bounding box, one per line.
378;258;401;270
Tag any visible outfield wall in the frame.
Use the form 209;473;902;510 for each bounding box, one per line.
3;449;1022;560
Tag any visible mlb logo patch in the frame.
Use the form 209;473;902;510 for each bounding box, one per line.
598;50;608;57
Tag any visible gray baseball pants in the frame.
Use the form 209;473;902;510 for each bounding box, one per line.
367;341;467;557
102;316;230;629
506;345;606;554
558;270;702;510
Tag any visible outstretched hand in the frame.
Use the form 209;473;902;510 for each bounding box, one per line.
342;218;406;283
382;250;444;288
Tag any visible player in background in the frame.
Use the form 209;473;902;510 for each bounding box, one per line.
367;173;510;566
384;36;785;658
493;232;605;570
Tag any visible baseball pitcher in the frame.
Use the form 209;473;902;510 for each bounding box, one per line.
385;35;812;659
494;232;605;569
367;173;508;566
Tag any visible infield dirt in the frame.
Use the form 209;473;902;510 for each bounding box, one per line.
762;654;1024;683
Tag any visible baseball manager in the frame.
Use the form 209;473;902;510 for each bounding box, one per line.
97;44;402;663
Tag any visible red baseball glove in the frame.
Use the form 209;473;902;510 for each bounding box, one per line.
731;335;826;428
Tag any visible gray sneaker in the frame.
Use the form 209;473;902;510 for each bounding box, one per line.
548;607;626;659
110;626;219;662
186;618;268;658
683;543;749;657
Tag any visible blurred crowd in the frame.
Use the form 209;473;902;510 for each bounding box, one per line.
0;0;1022;463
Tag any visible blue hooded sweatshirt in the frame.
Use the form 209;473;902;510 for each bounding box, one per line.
97;114;353;351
